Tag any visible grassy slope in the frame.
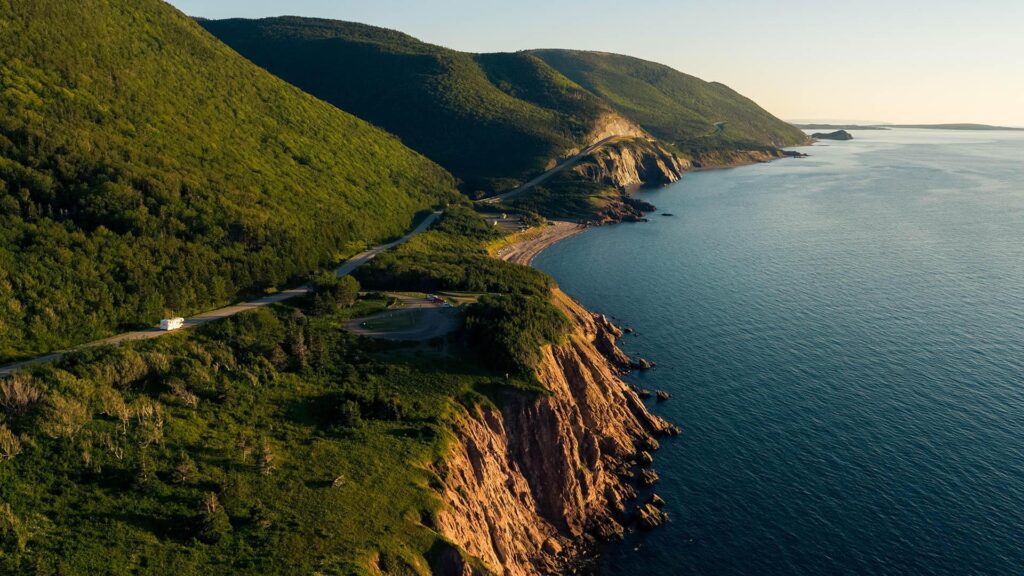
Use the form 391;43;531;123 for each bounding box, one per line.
0;0;457;362
201;17;610;195
530;49;808;148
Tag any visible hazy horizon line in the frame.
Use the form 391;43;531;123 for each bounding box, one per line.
789;120;1024;129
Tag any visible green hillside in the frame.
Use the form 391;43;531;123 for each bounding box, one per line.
203;17;806;197
0;208;565;575
530;49;808;148
201;17;611;196
0;0;457;361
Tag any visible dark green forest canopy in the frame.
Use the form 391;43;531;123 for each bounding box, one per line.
201;17;612;196
202;16;806;196
0;302;516;575
529;49;809;148
0;0;458;361
0;207;565;575
355;206;567;375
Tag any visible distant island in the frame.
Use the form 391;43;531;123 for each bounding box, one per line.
813;129;854;141
796;123;1024;132
798;124;889;131
888;123;1024;131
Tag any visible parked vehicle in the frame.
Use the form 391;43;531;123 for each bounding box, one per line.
160;317;185;331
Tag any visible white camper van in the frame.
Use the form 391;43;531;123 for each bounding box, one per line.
160;317;185;331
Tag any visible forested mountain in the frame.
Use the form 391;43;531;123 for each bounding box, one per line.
0;0;457;361
0;3;799;574
201;17;618;196
202;17;804;196
530;49;809;148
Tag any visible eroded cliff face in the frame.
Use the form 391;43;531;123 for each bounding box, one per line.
434;290;673;575
584;112;649;146
573;138;691;191
551;113;648;167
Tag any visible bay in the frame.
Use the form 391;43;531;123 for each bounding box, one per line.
534;129;1024;576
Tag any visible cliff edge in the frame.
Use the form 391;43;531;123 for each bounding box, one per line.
435;289;674;575
573;138;691;191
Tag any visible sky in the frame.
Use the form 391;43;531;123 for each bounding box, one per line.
169;0;1024;126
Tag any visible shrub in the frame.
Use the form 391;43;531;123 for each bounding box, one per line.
338;399;363;429
285;323;309;370
0;503;28;552
258;437;275;476
311;272;360;315
172;451;199;485
371;394;405;421
198;493;232;544
0;425;20;461
98;432;126;462
131;398;164;447
167;378;199;409
95;386;130;433
235;432;254;464
40;395;90;440
249;499;272;530
464;293;569;375
0;374;43;418
134;450;155;490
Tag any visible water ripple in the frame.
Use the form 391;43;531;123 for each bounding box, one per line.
535;129;1024;576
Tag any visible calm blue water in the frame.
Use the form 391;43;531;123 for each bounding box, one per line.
533;129;1024;576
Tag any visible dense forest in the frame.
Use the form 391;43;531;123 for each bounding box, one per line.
0;0;457;361
530;49;809;149
356;207;568;375
0;292;527;574
0;1;809;573
201;17;610;196
201;16;807;198
0;204;567;576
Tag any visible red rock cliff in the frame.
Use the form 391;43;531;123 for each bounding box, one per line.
434;289;673;575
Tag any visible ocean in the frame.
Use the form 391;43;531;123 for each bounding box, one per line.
533;129;1024;575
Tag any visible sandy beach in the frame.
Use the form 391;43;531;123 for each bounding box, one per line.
493;220;587;265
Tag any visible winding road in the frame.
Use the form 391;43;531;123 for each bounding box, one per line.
476;137;619;205
0;211;443;377
2;134;632;377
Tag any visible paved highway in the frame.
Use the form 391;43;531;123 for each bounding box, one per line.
476;137;619;205
0;211;443;377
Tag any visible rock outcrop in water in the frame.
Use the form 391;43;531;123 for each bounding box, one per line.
568;137;806;224
812;129;854;141
567;138;690;224
434;289;674;575
591;195;655;225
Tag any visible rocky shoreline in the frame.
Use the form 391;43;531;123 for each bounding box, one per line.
434;289;679;575
497;144;811;266
456;144;812;574
572;137;808;224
